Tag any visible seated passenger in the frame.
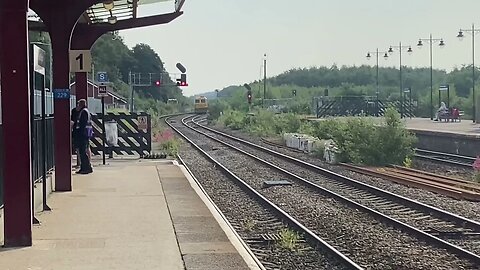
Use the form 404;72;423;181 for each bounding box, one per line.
452;108;459;118
434;102;448;121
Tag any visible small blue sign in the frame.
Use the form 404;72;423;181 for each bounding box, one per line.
53;89;70;99
97;72;109;83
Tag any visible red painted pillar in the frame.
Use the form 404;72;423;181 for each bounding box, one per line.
51;28;72;191
75;72;88;102
0;0;33;246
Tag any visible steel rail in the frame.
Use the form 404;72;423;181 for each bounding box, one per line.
176;154;267;270
167;115;363;270
193;117;480;231
415;148;475;168
192;117;480;230
188;116;480;264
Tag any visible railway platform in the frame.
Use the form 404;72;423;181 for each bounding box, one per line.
404;118;480;157
0;159;257;270
404;117;480;137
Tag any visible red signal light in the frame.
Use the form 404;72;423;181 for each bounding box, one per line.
155;81;161;86
177;74;188;86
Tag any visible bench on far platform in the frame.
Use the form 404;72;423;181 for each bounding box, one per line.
438;109;464;122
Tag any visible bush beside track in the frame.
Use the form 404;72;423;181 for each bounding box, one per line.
212;108;416;166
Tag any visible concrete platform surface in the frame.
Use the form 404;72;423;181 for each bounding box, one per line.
309;116;480;138
404;118;480;137
0;159;252;270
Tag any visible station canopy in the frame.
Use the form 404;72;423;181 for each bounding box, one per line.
82;0;183;24
27;0;185;26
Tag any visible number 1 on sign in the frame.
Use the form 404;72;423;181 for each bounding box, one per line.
76;53;84;70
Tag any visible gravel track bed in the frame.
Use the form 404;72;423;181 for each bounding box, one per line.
171;121;345;270
182;122;476;269
196;124;480;255
209;125;480;223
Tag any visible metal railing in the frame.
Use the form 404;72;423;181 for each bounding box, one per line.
0;117;55;207
31;117;55;184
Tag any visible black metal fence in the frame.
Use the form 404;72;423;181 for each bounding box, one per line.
0;117;55;206
31;117;55;183
313;96;417;118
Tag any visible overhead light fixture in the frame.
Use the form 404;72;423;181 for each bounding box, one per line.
407;46;413;54
417;40;423;47
388;47;394;54
366;52;371;59
108;16;117;24
103;0;114;11
439;39;446;47
383;53;389;59
457;30;464;41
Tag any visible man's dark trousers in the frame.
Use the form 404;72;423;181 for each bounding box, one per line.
78;138;92;172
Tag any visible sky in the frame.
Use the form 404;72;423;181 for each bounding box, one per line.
121;0;480;96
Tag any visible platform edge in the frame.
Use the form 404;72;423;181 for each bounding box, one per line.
174;159;264;270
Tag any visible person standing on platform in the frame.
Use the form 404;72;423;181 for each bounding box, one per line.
71;105;80;168
74;99;93;174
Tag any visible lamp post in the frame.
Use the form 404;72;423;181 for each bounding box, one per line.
417;35;445;120
457;24;480;122
366;49;389;116
263;53;267;108
388;42;413;118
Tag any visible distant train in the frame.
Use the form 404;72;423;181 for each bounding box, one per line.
194;96;208;113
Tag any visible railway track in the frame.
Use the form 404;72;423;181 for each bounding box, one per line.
342;163;480;201
185;115;480;267
414;148;476;168
168;114;360;270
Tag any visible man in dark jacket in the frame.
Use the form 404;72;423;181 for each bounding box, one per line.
74;99;93;174
71;106;80;168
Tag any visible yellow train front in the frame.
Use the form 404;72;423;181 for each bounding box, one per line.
194;96;208;113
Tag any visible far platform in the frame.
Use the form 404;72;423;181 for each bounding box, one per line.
403;117;480;138
308;116;480;138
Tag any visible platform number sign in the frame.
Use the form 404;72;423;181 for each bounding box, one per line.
53;89;70;99
137;116;148;130
69;50;92;72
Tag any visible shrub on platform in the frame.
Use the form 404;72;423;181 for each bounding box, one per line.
311;109;416;165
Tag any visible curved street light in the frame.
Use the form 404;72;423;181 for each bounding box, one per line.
366;48;388;116
387;42;413;118
417;34;445;120
457;24;480;122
